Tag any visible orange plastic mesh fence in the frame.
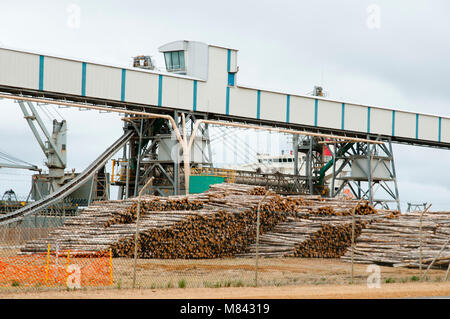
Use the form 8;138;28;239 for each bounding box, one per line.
0;249;113;288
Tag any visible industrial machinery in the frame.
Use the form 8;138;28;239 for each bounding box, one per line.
132;55;155;70
16;100;110;206
0;189;26;213
111;112;212;198
6;38;445;222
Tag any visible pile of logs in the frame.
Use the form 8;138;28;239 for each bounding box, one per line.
22;183;436;263
286;222;365;258
103;198;204;228
110;193;313;258
310;202;378;216
235;210;394;258
248;186;270;196
341;211;450;269
20;184;279;255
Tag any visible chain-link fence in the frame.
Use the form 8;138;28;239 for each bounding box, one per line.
0;186;449;294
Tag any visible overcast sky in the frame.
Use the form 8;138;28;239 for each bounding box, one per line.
1;0;450;211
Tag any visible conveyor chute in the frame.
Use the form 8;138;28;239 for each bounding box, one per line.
0;130;135;226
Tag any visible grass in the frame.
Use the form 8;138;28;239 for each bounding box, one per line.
11;280;20;287
410;276;420;282
178;279;187;288
384;277;396;284
203;280;245;288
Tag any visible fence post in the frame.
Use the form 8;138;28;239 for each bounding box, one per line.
109;248;113;286
45;243;50;286
421;237;450;280
255;190;270;287
350;198;368;284
66;250;70;285
351;205;355;284
132;177;154;289
445;262;450;281
419;204;432;279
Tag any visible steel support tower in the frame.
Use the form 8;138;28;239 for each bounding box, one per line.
328;139;401;211
114;111;212;198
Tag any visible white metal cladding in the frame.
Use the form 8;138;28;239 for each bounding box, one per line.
195;46;227;114
85;63;122;101
344;103;367;133
124;69;159;105
441;118;450;143
369;107;392;136
317;100;341;130
1;43;450;147
195;81;208;111
0;49;39;90
161;76;193;111
44;57;82;95
289;95;315;126
228;50;238;73
418;114;439;141
259;91;286;123
394;111;416;139
228;87;257;118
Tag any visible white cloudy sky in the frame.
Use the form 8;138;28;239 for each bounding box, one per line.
0;0;450;210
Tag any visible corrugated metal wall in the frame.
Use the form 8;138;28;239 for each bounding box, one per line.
0;46;447;145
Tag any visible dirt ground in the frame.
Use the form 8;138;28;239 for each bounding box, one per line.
0;257;449;298
1;282;449;299
111;257;448;289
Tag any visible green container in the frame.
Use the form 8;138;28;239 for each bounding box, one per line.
189;175;225;193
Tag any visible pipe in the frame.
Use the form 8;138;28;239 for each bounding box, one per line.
1;93;383;196
0;94;187;195
187;119;384;195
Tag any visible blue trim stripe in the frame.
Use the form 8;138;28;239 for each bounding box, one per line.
367;107;371;133
392;110;395;136
286;95;290;123
227;49;231;72
120;69;126;102
256;90;261;119
314;99;318;126
158;75;163;106
39;55;44;91
228;73;235;86
341;103;345;130
81;62;87;96
225;86;230;115
416;114;419;139
439;117;442;142
193;80;197;111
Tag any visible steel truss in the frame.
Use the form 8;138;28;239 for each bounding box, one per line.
116;111;212;198
328;138;401;211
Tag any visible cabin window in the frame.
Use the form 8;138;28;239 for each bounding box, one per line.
164;51;185;72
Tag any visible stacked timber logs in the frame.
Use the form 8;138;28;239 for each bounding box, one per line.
341;211;450;269
103;198;204;227
20;183;399;262
235;209;394;258
248;186;270;196
286;222;365;258
310;202;378;217
110;194;306;258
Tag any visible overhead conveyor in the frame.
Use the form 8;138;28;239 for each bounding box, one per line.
0;130;135;226
0;40;440;210
0;41;448;150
